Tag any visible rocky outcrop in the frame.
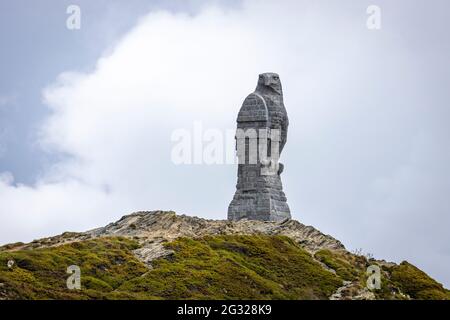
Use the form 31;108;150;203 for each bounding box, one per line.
2;211;345;268
86;211;345;266
89;211;344;251
329;281;376;300
1;211;448;300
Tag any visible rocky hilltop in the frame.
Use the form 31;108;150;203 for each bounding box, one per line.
89;211;345;266
0;211;449;300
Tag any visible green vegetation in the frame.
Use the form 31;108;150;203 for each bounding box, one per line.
0;235;342;300
119;235;342;299
389;261;450;300
0;235;448;300
313;249;450;300
314;249;365;281
0;237;148;299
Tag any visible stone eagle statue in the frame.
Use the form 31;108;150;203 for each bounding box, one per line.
228;73;291;221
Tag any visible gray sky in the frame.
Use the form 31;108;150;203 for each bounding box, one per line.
1;0;449;288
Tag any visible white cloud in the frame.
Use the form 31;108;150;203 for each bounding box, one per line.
0;1;449;287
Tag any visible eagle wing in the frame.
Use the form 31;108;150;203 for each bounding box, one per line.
236;93;268;127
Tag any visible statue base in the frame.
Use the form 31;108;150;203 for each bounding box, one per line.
228;164;291;222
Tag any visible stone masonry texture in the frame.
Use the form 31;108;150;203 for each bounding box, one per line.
228;73;291;221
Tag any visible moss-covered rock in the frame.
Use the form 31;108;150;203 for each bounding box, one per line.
0;235;343;300
119;235;342;300
390;261;449;300
0;237;147;300
314;249;365;281
0;234;447;300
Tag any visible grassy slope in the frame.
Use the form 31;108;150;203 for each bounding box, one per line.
0;237;148;299
0;235;448;300
119;235;342;299
314;249;450;300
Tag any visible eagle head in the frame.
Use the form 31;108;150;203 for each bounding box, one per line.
257;72;282;95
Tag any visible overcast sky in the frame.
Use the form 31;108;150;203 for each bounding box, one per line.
1;0;449;288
